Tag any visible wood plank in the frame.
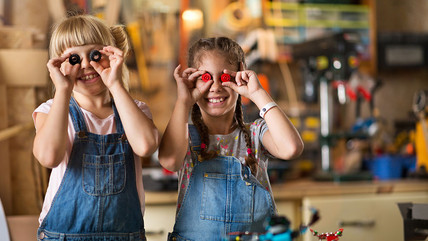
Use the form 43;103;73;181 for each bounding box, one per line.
9;0;50;45
0;50;48;87
0;0;4;26
0;27;33;49
0;85;12;215
46;0;66;23
0;122;33;142
104;0;121;26
7;87;39;215
6;215;38;241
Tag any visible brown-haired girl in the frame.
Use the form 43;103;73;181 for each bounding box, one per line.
32;14;159;240
158;37;303;240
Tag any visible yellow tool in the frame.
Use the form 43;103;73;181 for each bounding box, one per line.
413;90;428;172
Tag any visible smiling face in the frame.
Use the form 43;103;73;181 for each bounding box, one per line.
195;50;239;120
61;44;109;96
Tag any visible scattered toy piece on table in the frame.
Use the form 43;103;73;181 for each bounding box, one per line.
224;208;320;241
309;228;343;241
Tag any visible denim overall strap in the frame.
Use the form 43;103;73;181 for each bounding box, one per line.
188;125;202;161
69;96;87;132
112;98;124;134
168;125;275;241
37;98;145;241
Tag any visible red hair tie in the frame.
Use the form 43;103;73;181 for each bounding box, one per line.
201;143;207;149
247;148;252;155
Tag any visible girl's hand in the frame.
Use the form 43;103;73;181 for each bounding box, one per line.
91;46;124;90
47;54;79;94
174;65;212;106
222;69;266;101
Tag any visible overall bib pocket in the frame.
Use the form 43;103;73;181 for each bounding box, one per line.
200;172;253;223
82;153;126;196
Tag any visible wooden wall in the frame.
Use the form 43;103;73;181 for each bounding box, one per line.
0;0;50;215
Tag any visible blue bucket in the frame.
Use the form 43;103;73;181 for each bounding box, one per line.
370;155;403;180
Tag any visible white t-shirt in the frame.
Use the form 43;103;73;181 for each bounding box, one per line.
33;99;152;225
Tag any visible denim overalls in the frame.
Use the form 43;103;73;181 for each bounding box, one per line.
37;97;145;241
168;125;275;241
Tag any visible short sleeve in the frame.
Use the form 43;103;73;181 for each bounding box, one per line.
250;118;269;143
134;100;153;120
32;99;54;130
249;118;274;159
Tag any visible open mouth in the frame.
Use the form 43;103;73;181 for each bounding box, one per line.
79;73;100;82
207;97;226;103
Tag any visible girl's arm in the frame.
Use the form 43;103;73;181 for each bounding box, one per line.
158;65;211;172
109;86;159;157
223;69;304;160
92;46;159;157
251;89;304;160
158;97;193;172
33;55;78;168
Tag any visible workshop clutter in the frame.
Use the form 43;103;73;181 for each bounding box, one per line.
364;154;416;180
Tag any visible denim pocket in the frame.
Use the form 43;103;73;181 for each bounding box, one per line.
82;153;126;196
200;172;253;223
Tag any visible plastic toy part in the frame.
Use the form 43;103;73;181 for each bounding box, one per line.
221;73;231;82
201;73;212;82
69;54;81;65
310;228;343;241
223;212;319;241
90;50;102;62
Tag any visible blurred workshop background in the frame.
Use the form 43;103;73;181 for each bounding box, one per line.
0;0;427;241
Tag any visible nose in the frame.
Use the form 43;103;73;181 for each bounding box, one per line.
80;56;91;68
209;77;223;92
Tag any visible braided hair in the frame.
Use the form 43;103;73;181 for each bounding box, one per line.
188;37;258;175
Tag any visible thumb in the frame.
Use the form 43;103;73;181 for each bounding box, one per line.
69;64;80;80
222;81;239;91
90;61;104;75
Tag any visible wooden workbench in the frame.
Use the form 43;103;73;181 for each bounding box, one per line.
145;179;428;205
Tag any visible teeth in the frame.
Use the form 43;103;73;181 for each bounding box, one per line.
81;74;97;80
208;98;224;103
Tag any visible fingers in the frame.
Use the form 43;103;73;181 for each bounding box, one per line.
182;67;198;78
221;81;239;91
101;46;123;57
174;65;186;82
68;64;80;81
224;69;254;86
188;70;206;82
100;46;124;67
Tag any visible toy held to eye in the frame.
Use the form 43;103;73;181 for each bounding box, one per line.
201;73;212;82
69;54;81;65
90;50;102;62
221;73;231;82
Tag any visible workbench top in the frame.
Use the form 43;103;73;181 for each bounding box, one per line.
145;179;428;205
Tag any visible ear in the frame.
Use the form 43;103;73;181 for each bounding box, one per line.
240;62;246;71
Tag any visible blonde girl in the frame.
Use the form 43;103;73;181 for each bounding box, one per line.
32;14;159;241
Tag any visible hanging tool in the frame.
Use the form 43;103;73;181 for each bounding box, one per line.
413;90;428;173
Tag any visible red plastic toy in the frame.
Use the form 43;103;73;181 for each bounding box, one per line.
221;73;231;82
201;73;212;82
201;73;231;82
310;228;343;241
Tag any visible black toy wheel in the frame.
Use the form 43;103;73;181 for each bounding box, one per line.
90;50;102;62
69;54;81;65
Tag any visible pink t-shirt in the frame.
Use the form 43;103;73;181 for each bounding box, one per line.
33;99;152;225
